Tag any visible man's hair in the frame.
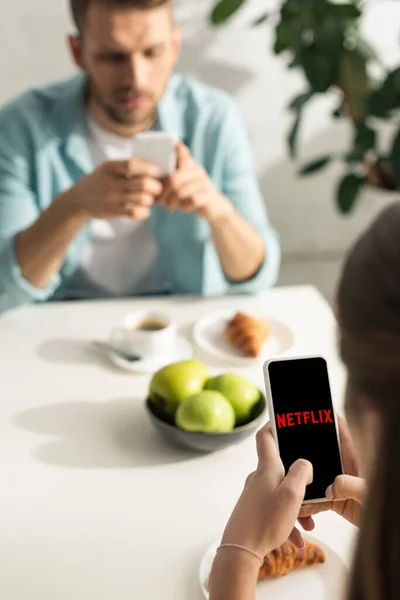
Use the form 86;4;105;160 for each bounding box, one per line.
70;0;171;31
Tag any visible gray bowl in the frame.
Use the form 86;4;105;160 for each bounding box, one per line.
145;394;267;453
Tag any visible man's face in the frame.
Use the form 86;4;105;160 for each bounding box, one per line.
70;2;181;129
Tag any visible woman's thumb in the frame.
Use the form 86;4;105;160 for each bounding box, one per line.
279;459;313;502
326;475;365;503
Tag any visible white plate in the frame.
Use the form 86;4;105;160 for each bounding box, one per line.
107;335;193;374
193;310;294;366
199;536;347;600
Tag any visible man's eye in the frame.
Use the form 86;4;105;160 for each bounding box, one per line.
144;47;165;59
99;54;126;64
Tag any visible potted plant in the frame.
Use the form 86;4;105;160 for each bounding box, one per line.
210;0;400;214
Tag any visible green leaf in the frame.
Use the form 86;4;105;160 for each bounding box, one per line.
210;0;246;25
252;13;268;26
336;173;365;214
339;48;369;123
274;20;291;54
390;129;400;187
281;0;306;20
298;17;344;92
288;111;302;158
369;68;400;118
300;156;332;175
345;123;376;162
288;91;313;111
331;3;361;20
301;51;339;93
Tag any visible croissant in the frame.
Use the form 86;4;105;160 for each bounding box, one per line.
258;540;325;580
226;312;269;358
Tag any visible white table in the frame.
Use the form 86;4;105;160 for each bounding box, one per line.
0;286;356;599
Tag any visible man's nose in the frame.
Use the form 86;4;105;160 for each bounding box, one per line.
125;55;149;89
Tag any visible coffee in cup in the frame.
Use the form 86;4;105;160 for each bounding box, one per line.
111;311;176;358
136;319;168;332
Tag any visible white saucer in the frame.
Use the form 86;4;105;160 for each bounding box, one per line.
106;335;193;374
199;535;347;600
193;310;294;366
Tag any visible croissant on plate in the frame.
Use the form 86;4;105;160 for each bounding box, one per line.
226;312;269;358
258;540;325;580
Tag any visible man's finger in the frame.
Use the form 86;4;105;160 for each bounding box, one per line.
121;192;155;207
180;195;209;213
121;176;163;197
109;159;162;179
328;474;366;503
123;205;151;221
163;189;177;213
173;180;205;203
167;167;200;192
176;142;192;169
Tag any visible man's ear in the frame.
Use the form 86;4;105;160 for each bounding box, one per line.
171;27;182;65
67;34;85;70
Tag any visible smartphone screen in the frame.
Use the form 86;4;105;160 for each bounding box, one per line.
266;357;342;501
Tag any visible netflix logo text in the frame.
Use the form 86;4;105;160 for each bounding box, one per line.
276;410;333;429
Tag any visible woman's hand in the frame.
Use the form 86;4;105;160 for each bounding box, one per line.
220;423;313;558
209;424;312;600
299;416;366;529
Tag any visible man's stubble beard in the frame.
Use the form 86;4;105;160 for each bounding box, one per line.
90;82;158;128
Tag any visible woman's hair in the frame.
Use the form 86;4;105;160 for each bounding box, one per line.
337;202;400;600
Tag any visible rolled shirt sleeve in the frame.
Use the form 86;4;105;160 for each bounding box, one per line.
0;154;61;313
202;100;281;295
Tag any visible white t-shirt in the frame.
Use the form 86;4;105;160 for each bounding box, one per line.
59;116;164;299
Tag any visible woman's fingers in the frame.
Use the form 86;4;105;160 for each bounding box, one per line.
326;474;366;503
278;459;313;501
255;424;284;480
288;526;305;549
337;415;360;477
299;501;333;518
298;516;315;531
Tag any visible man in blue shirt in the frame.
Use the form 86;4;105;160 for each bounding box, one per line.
0;0;280;313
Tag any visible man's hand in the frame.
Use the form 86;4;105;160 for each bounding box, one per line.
158;143;232;222
66;159;163;221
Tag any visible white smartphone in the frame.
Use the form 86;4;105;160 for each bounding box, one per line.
263;356;343;504
133;131;177;179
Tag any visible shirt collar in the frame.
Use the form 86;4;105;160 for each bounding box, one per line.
49;72;184;174
49;72;93;175
157;74;185;141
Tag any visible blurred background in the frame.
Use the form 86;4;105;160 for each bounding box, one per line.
2;0;400;303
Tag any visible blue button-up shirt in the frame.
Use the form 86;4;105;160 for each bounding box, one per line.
0;73;280;312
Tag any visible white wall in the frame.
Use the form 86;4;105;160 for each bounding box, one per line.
1;0;400;263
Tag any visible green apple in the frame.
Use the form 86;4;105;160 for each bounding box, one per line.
176;391;235;433
205;374;261;425
149;360;209;415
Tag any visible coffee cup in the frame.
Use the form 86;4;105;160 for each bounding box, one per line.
111;311;177;358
